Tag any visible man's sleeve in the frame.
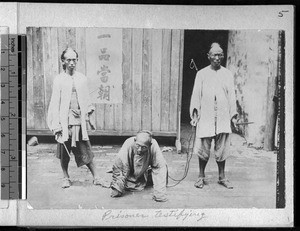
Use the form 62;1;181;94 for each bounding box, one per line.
150;139;168;201
111;139;131;194
189;72;202;119
228;72;238;119
47;76;61;133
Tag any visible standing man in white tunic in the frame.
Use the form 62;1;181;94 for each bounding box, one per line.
190;42;238;189
47;48;108;188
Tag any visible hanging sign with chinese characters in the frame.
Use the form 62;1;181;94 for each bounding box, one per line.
86;28;123;103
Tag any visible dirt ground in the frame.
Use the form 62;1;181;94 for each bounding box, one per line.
27;125;277;210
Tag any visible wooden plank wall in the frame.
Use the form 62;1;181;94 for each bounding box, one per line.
27;27;184;137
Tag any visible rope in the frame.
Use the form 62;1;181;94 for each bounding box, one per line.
166;59;199;187
167;126;196;188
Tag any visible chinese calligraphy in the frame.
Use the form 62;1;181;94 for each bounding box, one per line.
87;28;122;104
97;84;110;101
97;65;111;83
97;34;111;39
96;35;112;102
99;48;110;61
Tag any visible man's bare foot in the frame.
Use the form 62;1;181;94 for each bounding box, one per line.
194;177;207;188
62;177;71;188
218;179;233;189
93;178;111;188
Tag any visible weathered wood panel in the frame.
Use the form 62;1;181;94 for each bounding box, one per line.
66;28;76;50
160;29;172;131
42;27;59;122
122;28;133;132
26;28;34;129
141;29;152;131
176;30;185;141
104;103;114;130
95;103;105;130
32;28;46;129
169;29;181;131
151;30;162;132
114;103;123;131
50;28;59;85
27;27;184;138
57;28;67;74
131;29;143;131
75;28;86;74
42;27;51;122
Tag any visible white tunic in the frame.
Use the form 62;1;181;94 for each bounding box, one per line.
47;71;95;142
190;65;237;138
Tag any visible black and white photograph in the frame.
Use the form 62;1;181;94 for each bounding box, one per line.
0;3;294;227
26;27;284;211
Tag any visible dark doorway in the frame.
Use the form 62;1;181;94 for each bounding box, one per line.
181;30;229;123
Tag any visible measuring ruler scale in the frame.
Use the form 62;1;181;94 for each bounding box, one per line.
1;34;26;200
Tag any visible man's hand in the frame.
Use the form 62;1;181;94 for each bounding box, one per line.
87;108;95;116
190;109;199;127
55;130;62;135
231;115;238;130
86;109;95;122
111;188;122;198
54;129;63;143
53;127;62;135
190;116;199;127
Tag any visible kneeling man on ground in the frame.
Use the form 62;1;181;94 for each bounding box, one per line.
110;131;168;202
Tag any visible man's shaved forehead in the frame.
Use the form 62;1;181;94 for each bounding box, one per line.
61;47;78;61
64;48;77;57
209;42;223;53
136;132;152;147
